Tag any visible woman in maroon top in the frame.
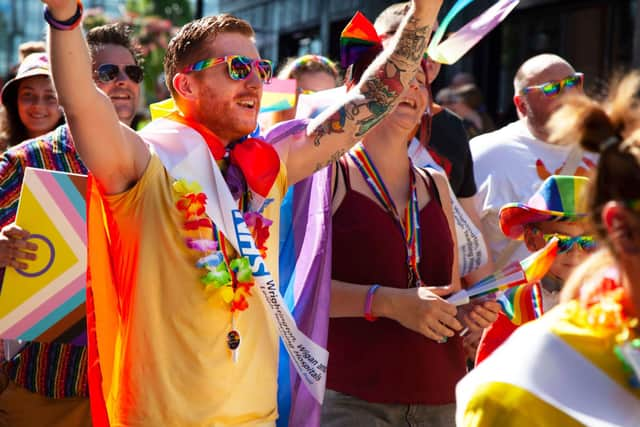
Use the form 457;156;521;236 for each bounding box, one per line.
321;4;500;426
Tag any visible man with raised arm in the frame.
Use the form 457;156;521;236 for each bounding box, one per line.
41;0;442;425
0;23;142;427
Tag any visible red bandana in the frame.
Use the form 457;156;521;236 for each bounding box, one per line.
168;112;280;197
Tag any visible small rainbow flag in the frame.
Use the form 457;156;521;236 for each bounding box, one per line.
340;11;382;68
448;238;558;305
260;78;297;113
497;282;543;325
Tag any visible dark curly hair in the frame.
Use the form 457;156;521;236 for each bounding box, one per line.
86;22;144;67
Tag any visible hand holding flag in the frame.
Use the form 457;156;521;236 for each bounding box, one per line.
448;237;559;306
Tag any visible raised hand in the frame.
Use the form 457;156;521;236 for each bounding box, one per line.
40;0;78;21
0;224;38;270
379;286;463;342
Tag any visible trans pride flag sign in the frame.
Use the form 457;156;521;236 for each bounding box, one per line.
0;168;87;344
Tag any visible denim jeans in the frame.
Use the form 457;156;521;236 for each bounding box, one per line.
320;389;456;427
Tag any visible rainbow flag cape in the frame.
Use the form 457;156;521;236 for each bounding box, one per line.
448;238;558;305
340;11;382;68
85;116;331;427
427;0;520;65
264;119;333;427
497;282;543;325
260;78;297;113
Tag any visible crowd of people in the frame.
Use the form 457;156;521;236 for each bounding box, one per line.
0;0;638;426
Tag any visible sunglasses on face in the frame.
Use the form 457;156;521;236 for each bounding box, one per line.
521;73;584;97
542;233;597;253
182;55;273;84
96;64;144;84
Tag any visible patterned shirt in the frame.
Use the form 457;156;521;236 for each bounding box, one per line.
0;125;88;398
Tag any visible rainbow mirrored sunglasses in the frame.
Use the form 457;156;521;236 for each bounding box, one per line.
521;72;584;97
542;233;597;253
182;55;273;83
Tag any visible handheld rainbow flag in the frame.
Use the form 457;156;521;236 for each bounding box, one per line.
150;79;298;118
340;11;382;68
448;237;558;306
427;0;520;65
497;282;543;325
260;78;297;113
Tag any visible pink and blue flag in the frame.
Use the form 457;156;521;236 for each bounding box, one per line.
265;119;332;427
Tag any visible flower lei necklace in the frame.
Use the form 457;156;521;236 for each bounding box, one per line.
568;270;640;388
172;177;273;360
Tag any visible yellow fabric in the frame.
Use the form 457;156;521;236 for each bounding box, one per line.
101;154;286;427
149;98;177;120
461;305;640;427
461;381;584;427
0;381;91;427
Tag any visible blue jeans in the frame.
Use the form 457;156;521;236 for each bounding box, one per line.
320;389;456;427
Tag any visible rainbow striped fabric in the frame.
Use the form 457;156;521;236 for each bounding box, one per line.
260;78;297;113
0;125;87;227
0;124;88;398
497;282;543;326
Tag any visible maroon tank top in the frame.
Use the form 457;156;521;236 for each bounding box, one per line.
327;158;466;404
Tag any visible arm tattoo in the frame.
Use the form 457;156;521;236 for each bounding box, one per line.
309;11;430;148
395;22;430;63
354;61;405;137
314;148;347;172
312;107;348;146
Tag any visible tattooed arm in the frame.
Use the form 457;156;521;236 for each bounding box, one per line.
274;0;442;185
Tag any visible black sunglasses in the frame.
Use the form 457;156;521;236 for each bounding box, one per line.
96;64;144;84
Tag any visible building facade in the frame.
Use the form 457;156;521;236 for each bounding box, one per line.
1;0;636;122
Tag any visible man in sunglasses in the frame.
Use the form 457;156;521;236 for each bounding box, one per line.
42;0;443;426
469;54;597;270
0;22;142;427
474;175;594;364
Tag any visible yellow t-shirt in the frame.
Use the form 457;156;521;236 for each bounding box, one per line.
102;154;286;427
461;304;640;427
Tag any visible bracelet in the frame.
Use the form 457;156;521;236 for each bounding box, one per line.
44;1;84;31
364;284;381;322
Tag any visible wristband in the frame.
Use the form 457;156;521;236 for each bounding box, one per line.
44;1;84;31
364;284;381;322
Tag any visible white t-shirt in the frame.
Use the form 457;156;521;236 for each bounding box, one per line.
470;120;597;266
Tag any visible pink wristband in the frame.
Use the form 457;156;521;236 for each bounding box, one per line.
364;284;380;322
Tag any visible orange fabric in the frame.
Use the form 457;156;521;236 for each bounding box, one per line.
85;153;286;426
86;174;132;427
